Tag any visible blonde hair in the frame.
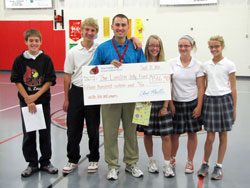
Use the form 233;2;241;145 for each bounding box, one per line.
24;29;42;41
209;35;225;47
144;35;165;61
81;17;99;33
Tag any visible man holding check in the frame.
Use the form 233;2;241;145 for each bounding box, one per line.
92;13;146;180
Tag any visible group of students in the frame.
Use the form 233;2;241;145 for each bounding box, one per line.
10;13;236;182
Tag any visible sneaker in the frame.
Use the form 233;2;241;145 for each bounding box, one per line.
170;157;176;168
148;160;159;173
21;166;39;177
163;165;175;177
62;162;77;174
211;165;223;180
40;163;58;174
106;168;119;180
197;163;209;177
88;162;98;173
125;166;144;178
185;160;194;174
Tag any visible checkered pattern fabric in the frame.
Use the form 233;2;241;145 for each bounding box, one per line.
203;94;234;132
172;99;202;134
137;101;173;136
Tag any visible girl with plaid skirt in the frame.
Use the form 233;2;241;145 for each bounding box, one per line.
137;35;174;177
197;35;237;180
168;35;205;174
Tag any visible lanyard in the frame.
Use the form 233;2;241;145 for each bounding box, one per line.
112;38;129;63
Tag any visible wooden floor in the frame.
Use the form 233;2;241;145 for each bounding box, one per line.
0;71;249;188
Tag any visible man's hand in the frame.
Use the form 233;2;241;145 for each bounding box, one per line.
111;59;122;67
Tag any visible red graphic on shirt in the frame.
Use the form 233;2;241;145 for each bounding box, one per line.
90;66;99;75
23;66;42;87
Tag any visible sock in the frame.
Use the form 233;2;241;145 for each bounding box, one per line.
203;161;208;165
164;160;170;166
216;163;222;168
149;157;153;161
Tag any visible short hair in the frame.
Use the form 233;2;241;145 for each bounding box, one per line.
209;35;225;47
144;35;165;62
112;14;129;25
81;17;99;33
24;29;42;41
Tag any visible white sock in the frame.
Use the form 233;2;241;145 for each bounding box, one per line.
216;163;222;168
149;157;153;161
164;160;170;166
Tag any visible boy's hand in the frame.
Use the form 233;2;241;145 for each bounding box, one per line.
63;100;69;112
28;103;37;114
24;94;38;104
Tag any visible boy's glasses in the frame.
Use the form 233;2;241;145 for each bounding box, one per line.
208;45;221;49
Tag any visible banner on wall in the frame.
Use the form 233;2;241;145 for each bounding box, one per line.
69;20;82;42
160;0;217;5
5;0;52;8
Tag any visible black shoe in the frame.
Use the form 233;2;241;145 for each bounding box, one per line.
21;166;39;177
40;163;58;174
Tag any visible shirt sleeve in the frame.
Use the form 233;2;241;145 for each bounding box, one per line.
137;49;146;63
197;61;205;77
42;55;56;86
228;60;236;74
91;47;103;65
64;50;75;74
10;57;23;83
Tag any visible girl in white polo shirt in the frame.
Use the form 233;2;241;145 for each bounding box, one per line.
197;35;237;180
168;35;205;174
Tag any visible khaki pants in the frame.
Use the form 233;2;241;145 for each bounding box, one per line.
102;103;139;169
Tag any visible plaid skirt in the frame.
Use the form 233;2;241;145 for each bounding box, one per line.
203;94;234;132
172;99;202;134
137;101;173;136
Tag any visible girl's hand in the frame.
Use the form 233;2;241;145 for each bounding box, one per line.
169;103;175;117
158;107;168;117
192;106;201;118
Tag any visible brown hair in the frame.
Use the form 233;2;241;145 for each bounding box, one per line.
24;29;42;41
112;14;129;25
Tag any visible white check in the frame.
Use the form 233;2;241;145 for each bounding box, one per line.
82;62;172;105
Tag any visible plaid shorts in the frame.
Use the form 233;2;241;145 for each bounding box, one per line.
172;99;202;134
137;101;173;136
203;94;234;132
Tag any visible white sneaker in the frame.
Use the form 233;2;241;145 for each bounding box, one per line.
62;162;77;174
125;166;144;178
88;162;98;173
163;165;175;178
148;160;159;173
106;168;119;180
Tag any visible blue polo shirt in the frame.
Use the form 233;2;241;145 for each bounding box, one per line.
91;37;146;65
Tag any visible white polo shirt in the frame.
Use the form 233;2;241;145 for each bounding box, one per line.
203;57;236;96
64;41;99;87
168;57;204;102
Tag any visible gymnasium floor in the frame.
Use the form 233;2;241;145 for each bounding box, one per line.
0;71;249;188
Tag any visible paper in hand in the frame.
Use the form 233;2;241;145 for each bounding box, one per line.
21;104;46;132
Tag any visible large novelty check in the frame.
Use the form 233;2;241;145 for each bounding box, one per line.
82;62;171;105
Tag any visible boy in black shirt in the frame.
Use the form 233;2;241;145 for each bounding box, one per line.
10;29;58;177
